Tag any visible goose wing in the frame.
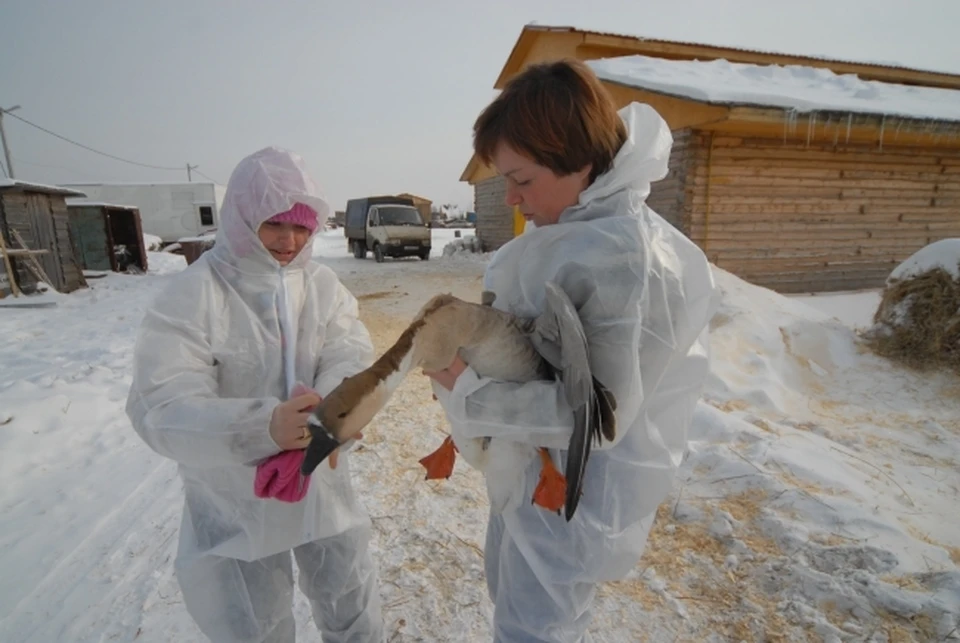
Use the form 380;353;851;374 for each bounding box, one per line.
528;281;617;521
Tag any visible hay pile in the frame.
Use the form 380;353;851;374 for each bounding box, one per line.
864;239;960;374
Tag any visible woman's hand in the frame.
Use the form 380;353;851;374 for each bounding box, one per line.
424;354;468;391
269;392;321;450
268;386;364;468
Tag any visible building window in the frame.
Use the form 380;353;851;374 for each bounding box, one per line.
199;206;214;226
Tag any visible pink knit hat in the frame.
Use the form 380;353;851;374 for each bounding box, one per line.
265;202;319;233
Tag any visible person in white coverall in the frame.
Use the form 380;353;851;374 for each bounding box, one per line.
126;147;384;642
425;60;721;641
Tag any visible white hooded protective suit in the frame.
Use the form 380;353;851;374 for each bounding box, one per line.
126;147;383;642
432;103;721;642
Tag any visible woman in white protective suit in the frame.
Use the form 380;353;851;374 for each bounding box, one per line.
126;147;384;642
425;60;721;641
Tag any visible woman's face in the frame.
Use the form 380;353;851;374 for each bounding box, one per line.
492;141;591;228
257;221;312;265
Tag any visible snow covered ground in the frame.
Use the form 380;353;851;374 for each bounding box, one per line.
1;228;957;642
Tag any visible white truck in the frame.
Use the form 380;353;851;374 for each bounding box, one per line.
61;181;226;244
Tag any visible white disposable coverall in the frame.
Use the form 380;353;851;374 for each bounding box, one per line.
126;147;383;642
433;103;721;642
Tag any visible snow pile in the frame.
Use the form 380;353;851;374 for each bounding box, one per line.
588;55;960;122
647;267;960;640
887;239;960;284
788;289;882;331
145;251;187;275
864;239;960;374
442;234;485;258
142;233;163;251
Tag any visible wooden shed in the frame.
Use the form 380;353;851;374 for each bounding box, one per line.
65;201;149;273
396;193;433;225
460;25;960;293
0;179;88;297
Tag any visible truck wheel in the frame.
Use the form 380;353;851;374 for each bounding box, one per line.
419;250;430;261
374;244;384;263
353;241;366;259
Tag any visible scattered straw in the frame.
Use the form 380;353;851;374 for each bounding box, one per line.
830;446;915;506
358;290;401;301
949;546;960;566
710;398;751;413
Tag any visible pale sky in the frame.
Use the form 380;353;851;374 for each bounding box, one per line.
2;0;958;212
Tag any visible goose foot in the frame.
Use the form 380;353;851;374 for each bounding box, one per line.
532;448;566;514
419;435;458;480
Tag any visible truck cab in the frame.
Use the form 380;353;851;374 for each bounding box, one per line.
345;196;432;262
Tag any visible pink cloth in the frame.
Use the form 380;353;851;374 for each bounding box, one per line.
266;202;319;233
254;449;310;502
254;383;319;503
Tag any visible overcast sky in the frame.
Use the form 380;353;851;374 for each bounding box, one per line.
2;0;958;212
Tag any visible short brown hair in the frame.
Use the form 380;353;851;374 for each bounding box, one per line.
473;59;626;183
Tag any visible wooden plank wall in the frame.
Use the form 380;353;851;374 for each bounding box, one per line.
48;197;86;292
68;206;113;271
26;193;67;290
647;129;694;234
684;133;960;293
0;193;42;293
0;192;87;294
0;199;12;297
474;175;515;251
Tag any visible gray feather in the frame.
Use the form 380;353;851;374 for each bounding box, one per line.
526;281;617;520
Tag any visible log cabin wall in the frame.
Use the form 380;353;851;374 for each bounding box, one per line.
647;129;696;234
678;132;960;293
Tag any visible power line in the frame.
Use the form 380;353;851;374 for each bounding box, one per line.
191;167;223;186
4;110;184;171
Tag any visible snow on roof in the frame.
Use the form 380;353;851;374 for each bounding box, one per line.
528;23;960;77
587;55;960;122
64;198;140;210
61;181;217;188
0;179;87;197
177;232;217;243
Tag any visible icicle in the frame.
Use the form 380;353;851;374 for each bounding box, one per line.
806;112;817;147
845;113;853;144
893;118;902;142
783;109;797;144
878;115;886;152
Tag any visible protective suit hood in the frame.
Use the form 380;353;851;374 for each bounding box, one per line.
213;146;332;272
562;102;673;222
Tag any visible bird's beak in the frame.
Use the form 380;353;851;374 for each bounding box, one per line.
301;415;343;476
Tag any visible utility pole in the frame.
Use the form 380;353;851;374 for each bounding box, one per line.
186;163;197;182
0;105;21;179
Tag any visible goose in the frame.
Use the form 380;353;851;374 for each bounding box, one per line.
300;282;617;520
